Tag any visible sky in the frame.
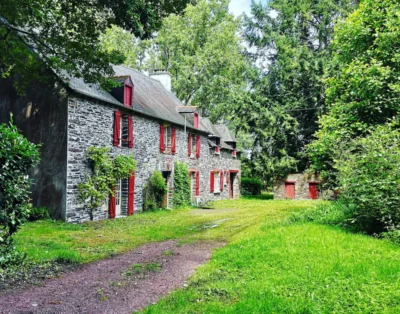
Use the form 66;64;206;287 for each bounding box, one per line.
228;0;252;17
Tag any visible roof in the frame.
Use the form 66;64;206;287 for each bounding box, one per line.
64;65;208;133
176;106;198;113
200;117;221;138
215;124;237;142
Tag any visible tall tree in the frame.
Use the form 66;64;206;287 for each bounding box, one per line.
242;0;358;180
307;0;400;187
0;0;192;89
145;0;249;121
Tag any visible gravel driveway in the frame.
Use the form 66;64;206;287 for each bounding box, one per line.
0;240;223;314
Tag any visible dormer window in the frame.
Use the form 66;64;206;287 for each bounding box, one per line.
124;83;133;107
215;138;221;154
194;113;199;129
232;143;237;158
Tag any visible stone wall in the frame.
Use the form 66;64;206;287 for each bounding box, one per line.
274;173;319;200
67;96;240;223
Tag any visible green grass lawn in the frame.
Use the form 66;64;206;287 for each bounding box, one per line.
14;198;400;313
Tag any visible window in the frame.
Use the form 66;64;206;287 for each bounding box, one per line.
215;138;221;154
113;111;133;148
214;171;220;193
188;134;200;158
124;84;133;107
232;143;237;158
160;124;176;154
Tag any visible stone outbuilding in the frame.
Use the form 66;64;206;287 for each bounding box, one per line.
274;173;320;200
0;65;241;223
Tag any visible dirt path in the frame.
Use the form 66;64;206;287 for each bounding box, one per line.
0;240;223;314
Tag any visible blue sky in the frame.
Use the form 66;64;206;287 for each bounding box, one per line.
229;0;252;17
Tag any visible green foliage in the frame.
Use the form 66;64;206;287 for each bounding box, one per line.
240;177;263;196
143;171;167;211
78;147;136;220
240;0;358;183
173;162;191;208
145;0;249;121
334;123;400;234
0;120;40;267
28;207;51;222
308;0;400;187
0;0;191;90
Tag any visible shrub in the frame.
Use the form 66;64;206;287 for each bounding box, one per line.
173;162;191;208
78;147;136;220
335;123;400;234
0;120;40;267
143;171;167;211
28;207;51;222
241;177;263;196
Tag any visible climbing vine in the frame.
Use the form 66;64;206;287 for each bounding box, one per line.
143;171;167;211
78;147;136;220
173;162;191;208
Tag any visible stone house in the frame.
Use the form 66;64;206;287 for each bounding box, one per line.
0;65;241;223
274;173;320;200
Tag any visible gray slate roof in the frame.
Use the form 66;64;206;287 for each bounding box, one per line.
200;117;221;138
215;124;237;142
64;65;208;133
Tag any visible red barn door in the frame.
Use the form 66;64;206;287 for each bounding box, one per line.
284;182;295;199
309;182;319;199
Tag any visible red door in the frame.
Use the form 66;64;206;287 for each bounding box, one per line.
285;182;295;199
309;183;319;199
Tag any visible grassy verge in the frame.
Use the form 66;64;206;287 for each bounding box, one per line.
142;223;400;313
14;199;313;264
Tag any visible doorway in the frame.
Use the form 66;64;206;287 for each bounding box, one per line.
115;179;122;216
229;172;236;199
284;181;295;199
308;182;319;199
162;171;171;208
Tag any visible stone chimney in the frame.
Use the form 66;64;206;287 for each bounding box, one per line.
149;70;172;91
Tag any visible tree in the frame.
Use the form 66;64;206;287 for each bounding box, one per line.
242;0;358;180
0;0;192;89
307;0;400;187
145;0;249;121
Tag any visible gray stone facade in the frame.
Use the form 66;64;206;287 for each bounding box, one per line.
66;96;240;223
274;173;320;200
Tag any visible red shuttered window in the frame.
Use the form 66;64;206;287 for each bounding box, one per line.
124;84;133;107
113;111;121;146
128;172;135;215
128;115;134;148
210;171;215;192
160;125;165;152
196;135;201;158
171;128;177;154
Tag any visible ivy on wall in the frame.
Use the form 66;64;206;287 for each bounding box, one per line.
173;162;191;208
78;147;136;220
143;171;167;211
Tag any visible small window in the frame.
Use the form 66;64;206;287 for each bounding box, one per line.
194;113;199;128
164;126;172;151
214;172;220;193
124;84;133;107
215;138;221;154
189;134;197;158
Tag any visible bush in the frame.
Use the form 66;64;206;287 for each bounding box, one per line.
335;122;400;234
28;207;51;222
173;162;191;208
143;171;167;211
241;177;263;196
0;120;40;267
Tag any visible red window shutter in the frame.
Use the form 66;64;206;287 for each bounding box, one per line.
124;85;133;107
113;111;121;146
128;115;133;148
160;124;165;152
196;135;201;158
128;172;135;215
188;133;192;157
109;187;116;219
194;113;199;128
210;171;215;192
220;171;224;192
171;128;177;154
196;171;200;196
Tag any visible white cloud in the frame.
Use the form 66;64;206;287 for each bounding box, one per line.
228;0;252;17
